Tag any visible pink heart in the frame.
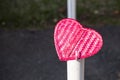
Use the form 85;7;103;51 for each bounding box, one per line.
54;18;103;61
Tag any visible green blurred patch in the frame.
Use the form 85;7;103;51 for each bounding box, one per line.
0;0;120;29
77;0;120;26
0;0;66;29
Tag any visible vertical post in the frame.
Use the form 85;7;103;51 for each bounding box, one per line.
67;0;85;80
67;0;76;19
67;60;85;80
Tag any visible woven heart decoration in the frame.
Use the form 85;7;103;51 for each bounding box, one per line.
54;18;103;61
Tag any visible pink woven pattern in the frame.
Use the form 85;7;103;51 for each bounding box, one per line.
54;18;103;61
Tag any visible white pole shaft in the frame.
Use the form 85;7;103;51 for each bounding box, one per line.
67;0;85;80
67;59;85;80
67;0;76;19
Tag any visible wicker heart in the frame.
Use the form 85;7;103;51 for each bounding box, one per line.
54;18;103;61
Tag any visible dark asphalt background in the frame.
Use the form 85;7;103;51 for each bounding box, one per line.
0;26;120;80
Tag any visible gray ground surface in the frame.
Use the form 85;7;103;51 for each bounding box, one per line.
0;26;120;80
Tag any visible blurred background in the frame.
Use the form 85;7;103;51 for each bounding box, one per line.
0;0;120;29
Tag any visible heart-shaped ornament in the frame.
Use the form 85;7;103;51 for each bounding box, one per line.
54;18;103;61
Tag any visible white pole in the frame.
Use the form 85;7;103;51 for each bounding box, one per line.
67;0;76;19
67;60;85;80
67;0;85;80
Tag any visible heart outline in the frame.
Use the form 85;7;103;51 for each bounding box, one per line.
54;18;103;61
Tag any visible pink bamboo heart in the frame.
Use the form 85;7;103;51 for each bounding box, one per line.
54;18;103;61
